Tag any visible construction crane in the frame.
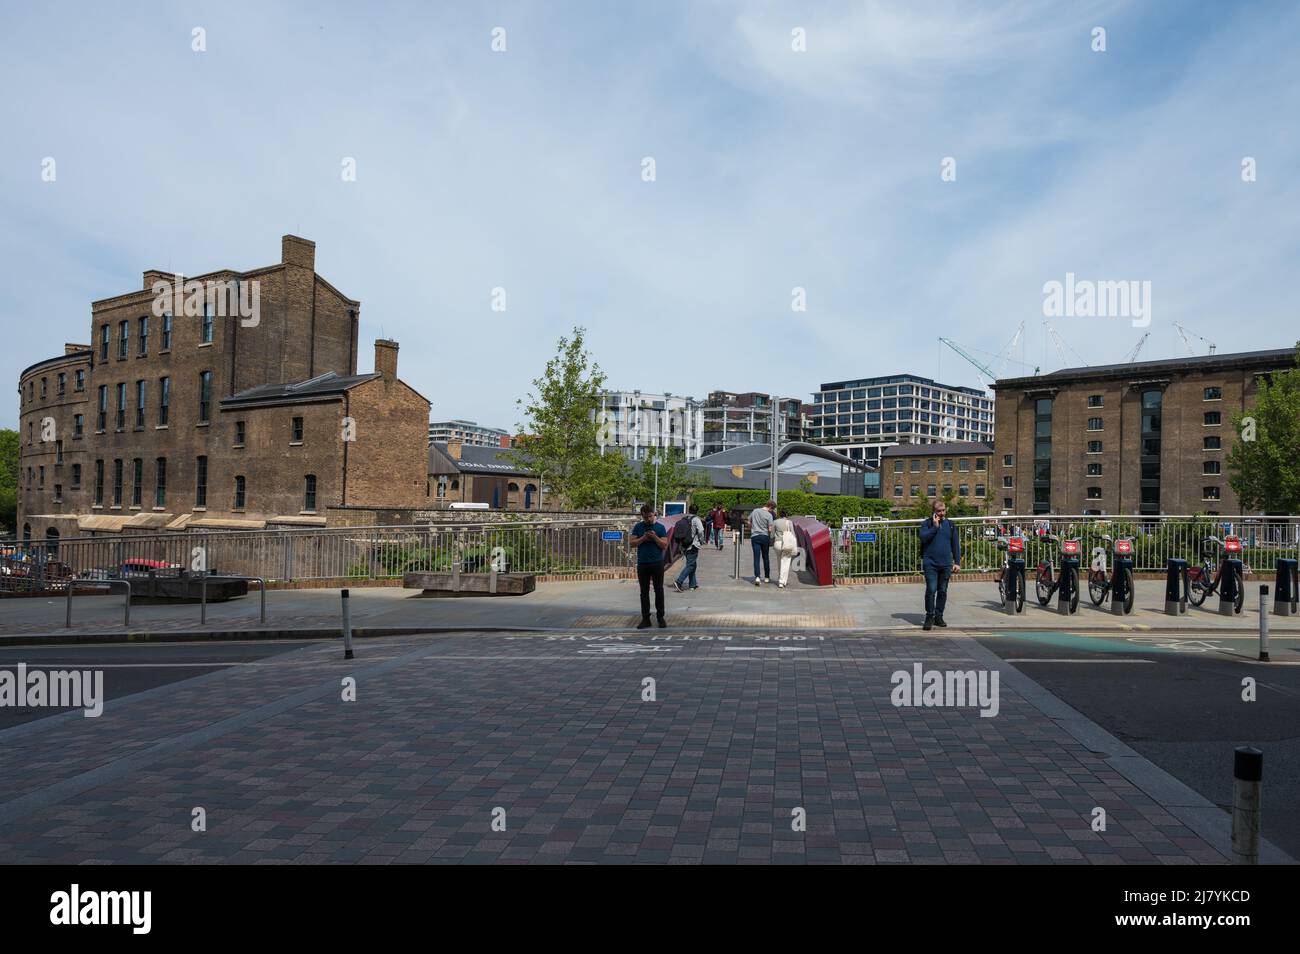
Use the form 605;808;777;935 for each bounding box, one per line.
939;337;996;390
1042;320;1088;368
939;332;1038;390
1124;332;1150;363
1174;321;1216;355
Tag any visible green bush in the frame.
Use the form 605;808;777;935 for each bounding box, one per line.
689;489;891;526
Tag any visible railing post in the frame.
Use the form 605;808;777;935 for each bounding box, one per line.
341;588;354;660
121;580;131;627
200;574;207;626
66;581;73;628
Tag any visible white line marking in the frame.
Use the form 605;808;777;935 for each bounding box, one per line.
0;662;262;669
1003;658;1156;664
723;647;815;652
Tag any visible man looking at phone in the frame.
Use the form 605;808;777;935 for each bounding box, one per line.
630;504;669;629
919;498;961;630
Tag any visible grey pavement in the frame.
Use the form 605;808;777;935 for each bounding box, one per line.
1;544;1294;643
4;628;1287;864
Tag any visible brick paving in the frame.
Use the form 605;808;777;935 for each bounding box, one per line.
0;631;1228;864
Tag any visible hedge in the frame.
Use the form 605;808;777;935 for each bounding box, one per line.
688;489;892;525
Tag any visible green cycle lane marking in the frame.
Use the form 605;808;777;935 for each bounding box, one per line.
993;631;1193;654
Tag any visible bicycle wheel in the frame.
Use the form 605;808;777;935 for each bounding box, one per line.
997;574;1005;606
1232;566;1244;614
1188;565;1210;607
1088;570;1106;607
1036;566;1052;606
1015;566;1026;612
1121;568;1134;614
1065;566;1079;613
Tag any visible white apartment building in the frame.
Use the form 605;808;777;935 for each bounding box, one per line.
428;419;511;448
595;390;705;462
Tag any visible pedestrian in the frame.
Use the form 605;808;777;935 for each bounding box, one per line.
672;504;705;592
749;499;776;585
919;498;961;630
630;504;668;629
771;509;799;588
711;504;727;549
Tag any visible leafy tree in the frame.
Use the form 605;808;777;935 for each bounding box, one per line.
0;428;18;534
508;327;625;510
1227;345;1300;514
897;488;982;521
624;447;709;508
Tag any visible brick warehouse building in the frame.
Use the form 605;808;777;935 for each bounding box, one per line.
991;348;1297;517
14;236;430;545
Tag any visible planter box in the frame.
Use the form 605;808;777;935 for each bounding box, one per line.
403;571;536;596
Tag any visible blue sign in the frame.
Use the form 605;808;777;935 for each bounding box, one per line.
854;532;877;543
602;531;625;541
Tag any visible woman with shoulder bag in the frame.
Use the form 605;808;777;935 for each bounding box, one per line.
772;510;800;588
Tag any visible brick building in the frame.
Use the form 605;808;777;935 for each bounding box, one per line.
427;440;542;510
991;348;1296;516
15;236;430;545
880;441;993;506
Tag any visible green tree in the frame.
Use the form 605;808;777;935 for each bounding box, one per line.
0;428;18;534
508;327;625;510
624;447;709;508
1227;345;1300;514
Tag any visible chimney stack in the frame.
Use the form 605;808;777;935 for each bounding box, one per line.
446;439;463;461
374;339;399;379
281;234;316;270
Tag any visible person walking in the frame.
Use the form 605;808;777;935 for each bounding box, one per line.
749;499;776;585
630;504;668;629
711;504;727;549
919;498;961;630
672;504;705;592
771;509;799;588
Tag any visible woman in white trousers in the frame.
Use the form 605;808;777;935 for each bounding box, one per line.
771;511;799;588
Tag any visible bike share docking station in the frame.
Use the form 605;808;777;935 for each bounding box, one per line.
1001;535;1027;615
1057;538;1081;615
1218;535;1245;616
1165;558;1190;616
1109;537;1135;616
1272;558;1298;617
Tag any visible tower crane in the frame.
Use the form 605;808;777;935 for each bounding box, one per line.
1124;332;1150;363
1042;320;1088;368
1173;322;1216;355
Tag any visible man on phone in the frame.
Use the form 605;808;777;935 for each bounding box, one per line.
630;504;669;628
918;498;961;630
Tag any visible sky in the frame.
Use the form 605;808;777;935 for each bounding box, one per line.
2;0;1298;431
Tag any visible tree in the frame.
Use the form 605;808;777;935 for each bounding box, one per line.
508;327;625;510
0;428;18;534
1227;345;1300;514
624;447;710;508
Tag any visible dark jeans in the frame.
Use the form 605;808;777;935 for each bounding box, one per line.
751;534;771;579
638;561;666;620
714;526;725;547
924;563;952;619
674;547;699;588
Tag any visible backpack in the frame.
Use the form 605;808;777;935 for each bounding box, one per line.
673;516;696;547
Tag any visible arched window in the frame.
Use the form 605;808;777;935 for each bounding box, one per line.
23;523;32;544
45;527;60;557
508;482;519;492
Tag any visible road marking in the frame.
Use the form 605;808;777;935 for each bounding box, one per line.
723;646;815;652
1003;658;1156;664
0;662;263;669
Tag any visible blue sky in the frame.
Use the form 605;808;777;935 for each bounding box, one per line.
2;0;1298;430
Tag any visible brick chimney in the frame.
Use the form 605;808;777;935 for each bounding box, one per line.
281;234;316;270
446;439;463;461
374;339;399;379
65;343;90;355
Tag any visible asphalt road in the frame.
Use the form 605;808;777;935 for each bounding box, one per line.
0;639;311;729
975;629;1300;859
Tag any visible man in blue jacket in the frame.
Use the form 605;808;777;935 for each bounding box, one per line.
918;498;961;630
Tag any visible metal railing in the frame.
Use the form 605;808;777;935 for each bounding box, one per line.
832;514;1300;579
1;517;640;593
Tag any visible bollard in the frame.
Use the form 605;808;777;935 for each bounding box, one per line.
733;530;741;581
1231;746;1262;865
200;575;208;626
65;582;73;629
1274;558;1298;617
1259;585;1270;662
489;565;498;595
341;588;354;660
1164;558;1188;615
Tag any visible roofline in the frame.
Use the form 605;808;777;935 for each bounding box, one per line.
91;262;361;310
994;347;1297;389
18;350;92;380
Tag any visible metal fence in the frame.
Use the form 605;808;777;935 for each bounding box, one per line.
832;514;1300;579
0;517;639;593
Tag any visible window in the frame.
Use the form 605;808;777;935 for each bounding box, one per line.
893;484;903;497
1002;475;1013;488
893;460;903;473
131;458;143;507
97;386;107;431
234;475;246;510
40;377;48;398
958;458;969;472
927;459;937;472
100;324;110;361
1033;398;1052;513
118;320;129;359
1087;440;1103;454
198;371;212;423
1087;462;1103;477
161;313;173;350
910;460;920;472
1203;486;1221;501
195;456;208;507
1204;386;1222;401
235;420;246;446
112;459;123;507
155;458;167;507
1204;460;1221;475
159;376;170;425
1087;417;1104;431
201;304;214;344
57;373;66;395
1003;454;1013;467
943;459;953;472
135;380;146;428
71;464;81;489
1003;497;1013;509
1086;486;1102;500
303;474;318;512
38;465;44;488
1204;436;1221;450
942;484;953;495
115;382;126;430
291;417;304;442
959;484;969;496
1087;395;1103;408
1140;389;1163;515
55;440;63;464
974;483;985;497
910;484;919;497
54;484;62;503
75;369;85;391
138;315;149;355
1204;411;1221;426
975;458;986;471
926;484;937;497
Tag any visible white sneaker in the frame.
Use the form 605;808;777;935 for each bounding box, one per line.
764;578;772;583
754;578;761;586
